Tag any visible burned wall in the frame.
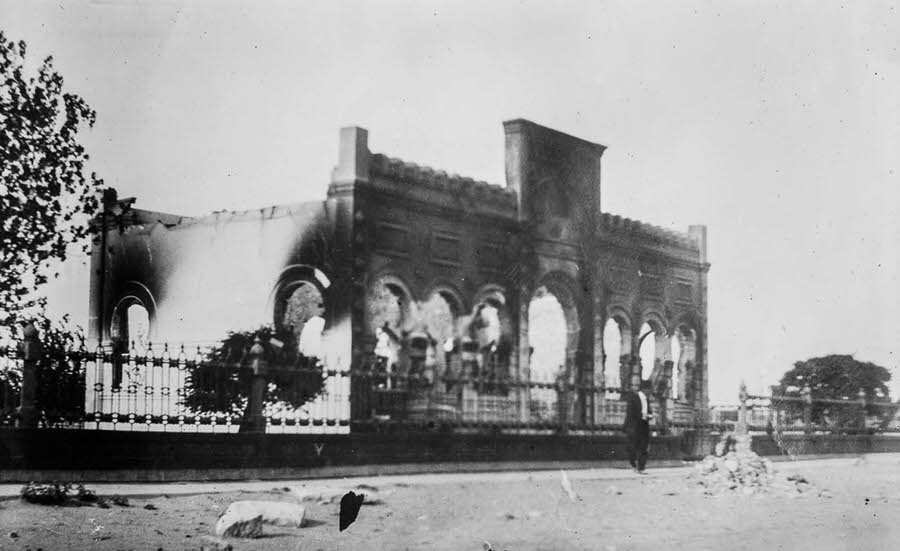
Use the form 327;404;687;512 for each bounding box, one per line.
89;119;710;424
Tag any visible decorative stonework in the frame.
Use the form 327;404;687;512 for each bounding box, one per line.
369;153;518;208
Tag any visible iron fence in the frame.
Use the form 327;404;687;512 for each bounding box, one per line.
0;337;705;434
4;335;898;436
710;392;900;435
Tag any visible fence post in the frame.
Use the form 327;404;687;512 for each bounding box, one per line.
16;322;42;429
557;366;568;434
858;388;867;432
737;380;748;435
246;337;267;433
801;384;812;434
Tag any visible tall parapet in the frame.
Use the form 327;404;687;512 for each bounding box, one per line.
503;119;606;224
330;126;371;190
689;225;709;265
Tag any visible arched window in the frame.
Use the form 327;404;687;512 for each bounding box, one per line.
603;318;623;389
281;282;326;358
111;298;152;351
638;322;656;381
528;286;567;383
368;278;411;376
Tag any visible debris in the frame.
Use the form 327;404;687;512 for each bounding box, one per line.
688;432;827;497
75;485;99;503
525;511;543;519
416;515;428;522
560;470;580;502
199;535;234;551
20;482;72;505
339;492;365;532
606;485;623;496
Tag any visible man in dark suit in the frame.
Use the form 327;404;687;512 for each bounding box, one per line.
623;373;653;473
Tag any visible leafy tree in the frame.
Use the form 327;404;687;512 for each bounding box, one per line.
0;32;104;333
182;325;327;432
775;355;894;430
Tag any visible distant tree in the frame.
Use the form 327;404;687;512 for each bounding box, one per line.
0;32;104;333
775;355;893;430
182;325;327;432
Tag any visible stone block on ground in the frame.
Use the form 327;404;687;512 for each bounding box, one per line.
216;501;306;533
291;485;387;505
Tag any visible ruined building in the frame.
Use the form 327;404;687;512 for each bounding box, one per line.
89;120;710;428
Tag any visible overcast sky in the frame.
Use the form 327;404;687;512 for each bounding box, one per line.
4;0;898;400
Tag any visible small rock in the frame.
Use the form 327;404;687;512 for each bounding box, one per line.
416;515;428;522
199;534;234;551
144;504;158;510
9;532;18;538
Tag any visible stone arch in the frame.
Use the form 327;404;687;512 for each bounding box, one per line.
270;264;331;357
604;304;633;389
669;311;701;403
366;272;415;334
638;308;670;391
465;284;514;393
109;280;157;347
424;281;468;318
528;271;582;382
420;282;466;377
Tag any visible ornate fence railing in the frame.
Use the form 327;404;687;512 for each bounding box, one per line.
0;333;709;434
3;331;898;436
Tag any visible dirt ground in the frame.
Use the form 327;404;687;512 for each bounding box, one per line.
1;457;898;551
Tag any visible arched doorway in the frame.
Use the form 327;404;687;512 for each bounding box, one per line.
367;278;411;377
420;290;460;380
528;287;567;383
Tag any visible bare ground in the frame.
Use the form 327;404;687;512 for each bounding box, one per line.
1;457;898;551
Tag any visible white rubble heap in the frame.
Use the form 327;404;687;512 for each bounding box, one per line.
688;432;831;498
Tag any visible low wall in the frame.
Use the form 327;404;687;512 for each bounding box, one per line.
2;429;897;483
751;433;900;457
0;428;683;482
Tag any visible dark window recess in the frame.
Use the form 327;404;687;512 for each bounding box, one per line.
375;223;409;255
476;243;504;270
432;235;461;263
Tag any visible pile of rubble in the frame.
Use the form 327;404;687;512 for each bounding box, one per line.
688;432;829;498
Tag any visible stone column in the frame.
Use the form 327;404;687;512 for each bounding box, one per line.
16;322;42;429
